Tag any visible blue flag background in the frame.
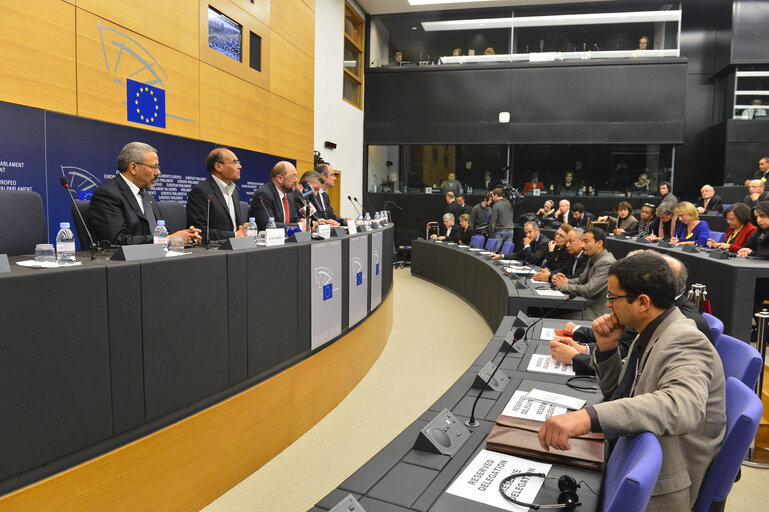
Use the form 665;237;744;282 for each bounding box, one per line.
127;79;166;128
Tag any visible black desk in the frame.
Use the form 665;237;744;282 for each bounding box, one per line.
0;226;393;495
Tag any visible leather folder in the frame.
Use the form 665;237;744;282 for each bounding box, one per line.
486;415;605;471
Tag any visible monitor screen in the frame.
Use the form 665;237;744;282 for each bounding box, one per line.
208;7;242;62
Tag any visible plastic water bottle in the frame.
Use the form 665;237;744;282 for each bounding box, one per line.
364;212;372;229
356;214;365;230
153;220;168;247
55;222;76;265
266;217;277;229
246;217;258;240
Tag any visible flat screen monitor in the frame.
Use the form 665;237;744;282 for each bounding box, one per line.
208;7;242;62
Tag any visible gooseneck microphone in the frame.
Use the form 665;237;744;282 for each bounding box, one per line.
348;195;361;215
205;198;212;249
353;197;366;215
466;327;525;428
59;176;102;260
258;199;271;223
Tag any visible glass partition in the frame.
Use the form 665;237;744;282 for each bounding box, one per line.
733;67;769;120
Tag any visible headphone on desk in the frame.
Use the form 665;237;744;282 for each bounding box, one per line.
499;472;581;511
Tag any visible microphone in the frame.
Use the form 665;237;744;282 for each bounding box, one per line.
205;198;211;249
521;292;578;344
347;195;361;215
258;199;272;225
59;176;100;260
364;195;377;217
353;197;366;215
466;327;525;428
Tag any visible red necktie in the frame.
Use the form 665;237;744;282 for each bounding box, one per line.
282;194;290;224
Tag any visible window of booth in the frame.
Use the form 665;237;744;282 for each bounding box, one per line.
344;2;365;108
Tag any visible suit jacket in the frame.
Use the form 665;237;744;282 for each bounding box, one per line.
88;174;162;245
541;244;569;272
722;222;757;252
248;181;299;231
561;249;616;320
317;190;344;223
460;226;476;245
445;200;464;223
570;212;593;229
508;234;550;265
590;309;725;511
554;210;574;226
440;224;462;243
695;194;723;214
744;191;769;209
186;175;243;242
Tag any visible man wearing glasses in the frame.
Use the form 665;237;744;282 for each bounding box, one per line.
186;148;249;243
89;142;202;245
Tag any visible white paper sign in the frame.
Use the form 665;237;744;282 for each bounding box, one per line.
16;259;83;268
525;388;586;410
539;327;556;340
265;228;285;246
527;354;575;376
446;449;552;512
508;266;535;275
501;390;567;421
469;247;483;252
535;289;565;297
346;219;357;234
317;224;331;240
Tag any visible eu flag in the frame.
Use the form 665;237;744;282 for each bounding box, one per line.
376;263;380;276
323;283;333;301
127;78;166;128
356;271;363;286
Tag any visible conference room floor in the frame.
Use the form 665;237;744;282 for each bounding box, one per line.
200;271;767;512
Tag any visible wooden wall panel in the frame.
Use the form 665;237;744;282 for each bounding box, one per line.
77;0;199;58
270;94;314;163
199;63;270;153
271;0;315;58
76;10;201;139
0;0;76;114
230;0;270;26
296;160;316;174
270;32;314;111
302;0;316;11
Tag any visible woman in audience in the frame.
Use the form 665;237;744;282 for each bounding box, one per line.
557;171;579;194
738;201;769;257
625;203;658;238
541;223;572;270
458;213;475;245
671;201;710;246
597;201;638;234
707;203;756;252
646;202;678;241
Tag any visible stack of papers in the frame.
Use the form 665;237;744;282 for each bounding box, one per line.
527;354;575;376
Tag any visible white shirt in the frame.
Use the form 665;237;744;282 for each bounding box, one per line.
212;174;237;230
120;172;145;214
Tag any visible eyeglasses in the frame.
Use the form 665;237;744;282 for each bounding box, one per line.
220;159;241;166
134;162;161;171
607;294;633;303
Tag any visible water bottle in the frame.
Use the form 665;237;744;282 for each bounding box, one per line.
153;220;168;247
55;222;76;265
364;212;372;229
356;214;365;230
267;217;277;229
246;217;258;240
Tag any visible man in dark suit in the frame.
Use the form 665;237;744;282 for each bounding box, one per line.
569;202;593;228
89;142;201;245
248;161;303;231
469;193;491;232
444;191;464;221
455;193;472;216
490;220;550;265
186;148;249;243
316;163;350;226
695;184;723;214
555;199;572;225
744;180;769;210
430;213;462;242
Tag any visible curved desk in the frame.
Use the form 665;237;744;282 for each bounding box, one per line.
0;226;393;511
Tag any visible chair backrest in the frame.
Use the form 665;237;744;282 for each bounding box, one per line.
693;377;764;512
485;238;499;252
70;200;91;249
0;190;47;256
601;431;662;512
702;313;724;344
709;231;725;243
500;241;515;255
716;334;763;389
157;201;187;234
469;235;485;248
239;201;250;223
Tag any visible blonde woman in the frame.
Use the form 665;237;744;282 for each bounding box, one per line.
671;201;710;246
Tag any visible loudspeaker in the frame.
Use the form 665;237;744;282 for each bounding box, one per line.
709;250;729;259
219;237;256;251
0;254;10;274
657;240;673;248
473;361;509;391
413;408;471;456
287;231;312;243
512;311;533;327
331;227;347;237
329;494;366;512
682;245;699;253
110;244;166;261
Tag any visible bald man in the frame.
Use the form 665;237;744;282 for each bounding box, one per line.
744;180;769;209
695;184;723;214
248;161;302;231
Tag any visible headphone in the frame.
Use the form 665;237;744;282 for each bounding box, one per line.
499;473;581;511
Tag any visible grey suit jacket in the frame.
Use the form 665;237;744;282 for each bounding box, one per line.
591;309;726;511
560;249;615;320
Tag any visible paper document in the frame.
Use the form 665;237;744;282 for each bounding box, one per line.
524;388;586;410
479;251;491;255
527;354;575;376
469;247;483;252
16;260;82;268
535;289;565;297
501;390;567;421
446;449;552;512
539;327;556;340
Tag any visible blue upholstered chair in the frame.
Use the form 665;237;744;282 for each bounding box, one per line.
469;235;485;248
157;201;188;234
716;334;763;389
693;377;764;512
0;190;47;256
702;313;725;345
500;241;515;255
710;231;725;243
601;431;662;512
485;238;499;252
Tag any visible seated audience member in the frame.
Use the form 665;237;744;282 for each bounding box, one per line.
658;181;678;207
740;99;767;120
551;228;616;320
452;48;462;57
393;51;404;65
536;227;587;284
624;203;659;238
522;172;545;195
458;213;475;245
631;173;651;193
489;188;515;246
557;171;579;194
248;161;304;231
484;47;495;55
745;156;769;186
480;171;496;192
470;193;491;233
538;252;725;512
569;202;592;228
430;213;461;242
89;142;202;245
536;199;556;224
439;172;462;194
186;148;249;242
738;201;769;257
744;180;769;209
696;184;723;214
597;201;638;235
455;193;472;215
707;203;756;252
554;199;572;225
636;35;650;50
671;201;710;246
444;191;463;221
490;221;549;265
535;223;571;278
550;252;716;374
646;202;677;241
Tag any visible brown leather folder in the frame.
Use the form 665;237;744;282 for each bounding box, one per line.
485;415;605;471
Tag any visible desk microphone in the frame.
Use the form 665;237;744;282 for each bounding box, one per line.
348;195;361;215
353;197;366;215
59;176;106;260
466;327;525;428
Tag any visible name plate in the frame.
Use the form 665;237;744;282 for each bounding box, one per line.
111;244;166;261
219;237;256;251
347;219;357;234
265;228;285;246
0;254;10;274
317;224;331;240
